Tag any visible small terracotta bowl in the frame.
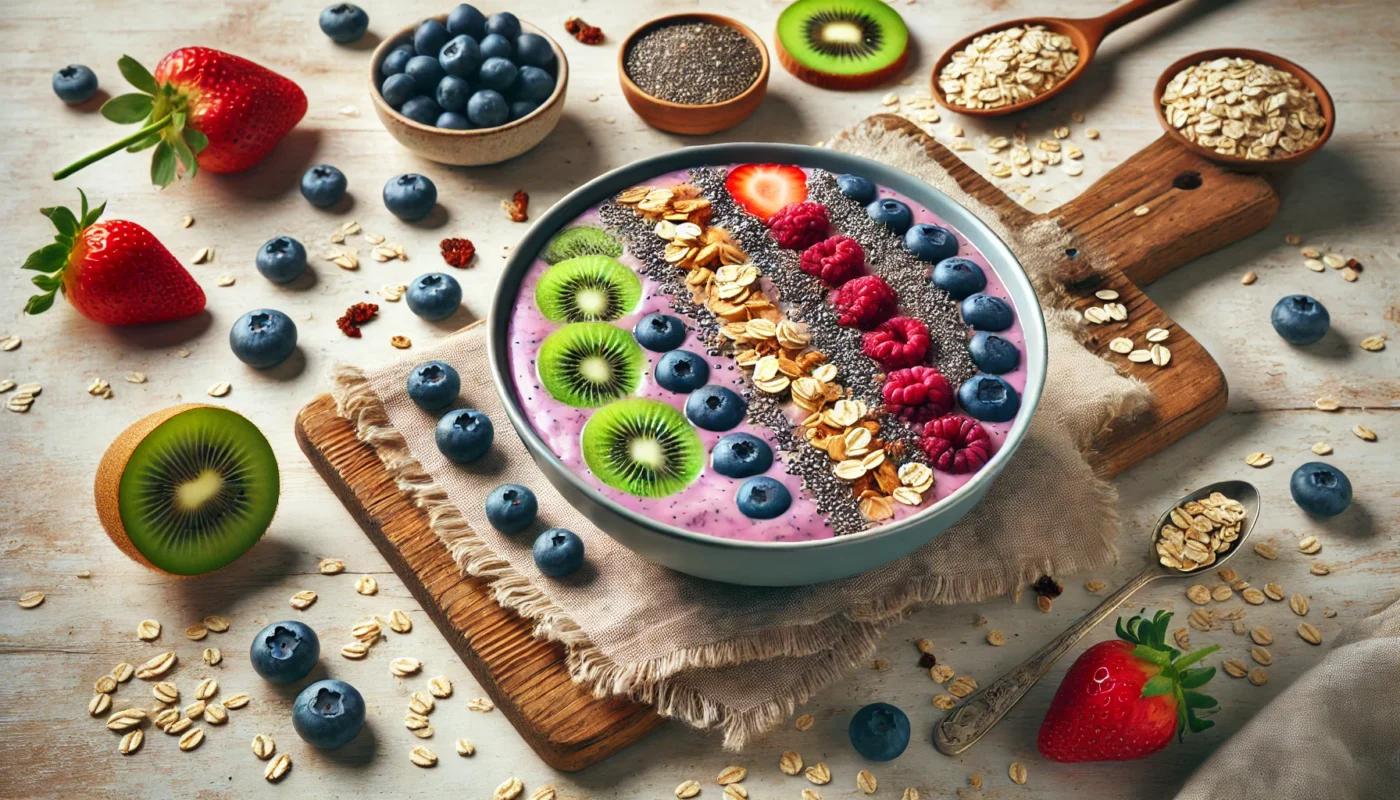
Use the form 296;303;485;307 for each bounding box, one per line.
369;15;568;166
618;13;769;136
1153;48;1334;173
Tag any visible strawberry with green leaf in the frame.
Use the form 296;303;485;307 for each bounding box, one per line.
22;190;205;325
1038;610;1220;762
53;49;306;187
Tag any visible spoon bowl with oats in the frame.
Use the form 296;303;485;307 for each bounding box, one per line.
933;480;1259;755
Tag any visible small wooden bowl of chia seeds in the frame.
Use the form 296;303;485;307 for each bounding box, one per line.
619;13;769;135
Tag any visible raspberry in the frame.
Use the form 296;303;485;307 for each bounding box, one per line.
882;366;954;423
863;317;931;369
919;415;992;473
834;274;898;330
768;202;829;249
799;235;865;286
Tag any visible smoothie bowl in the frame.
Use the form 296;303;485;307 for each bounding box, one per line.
488;145;1045;586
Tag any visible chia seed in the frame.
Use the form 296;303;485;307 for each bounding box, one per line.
624;21;762;105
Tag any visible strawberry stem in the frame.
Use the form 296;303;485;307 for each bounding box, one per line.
53;114;172;181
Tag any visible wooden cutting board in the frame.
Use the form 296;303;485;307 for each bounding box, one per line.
294;115;1279;771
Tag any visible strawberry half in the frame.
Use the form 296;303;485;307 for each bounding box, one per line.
53;49;307;187
725;164;808;223
1038;610;1220;763
22;190;206;326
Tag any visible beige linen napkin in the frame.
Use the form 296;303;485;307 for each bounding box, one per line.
331;117;1152;749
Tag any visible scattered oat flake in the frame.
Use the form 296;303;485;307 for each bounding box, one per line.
1315;397;1341;411
1359;335;1386;351
674;779;701;798
125;371;146;383
390;335;412;349
191;247;212;264
494;777;524;799
339;105;359;116
0;336;20;352
1311;441;1332;455
1086;128;1099;139
207;381;231;397
1241;270;1257;285
795;713;815;730
1244;452;1273;467
216;274;235;287
355;575;378;595
18;591;44;609
1009;761;1028;785
265;752;292;781
1353;423;1377;441
455;738;475;756
564;16;604;44
466;696;495;712
289;590;317;610
181;215;194;228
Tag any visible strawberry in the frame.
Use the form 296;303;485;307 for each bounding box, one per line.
1038;610;1220;763
53;49;307;187
22;190;206;326
725;164;808;223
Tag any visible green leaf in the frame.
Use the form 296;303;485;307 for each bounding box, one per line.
82;199;107;229
151;141;177;188
1180;666;1215;689
1185;711;1215;733
1182;690;1218;710
126;132;163;153
23;243;70;273
25;290;57;315
1172;644;1219;671
1131;644;1172;667
118;55;158;94
42;205;79;237
184;127;208;154
78;189;88;221
171;135;198;178
1140;675;1174;698
101;93;155;124
31;273;63;291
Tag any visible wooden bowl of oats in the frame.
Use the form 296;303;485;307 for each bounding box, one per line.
1154;49;1334;173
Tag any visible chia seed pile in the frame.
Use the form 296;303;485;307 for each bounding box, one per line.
624;21;762;105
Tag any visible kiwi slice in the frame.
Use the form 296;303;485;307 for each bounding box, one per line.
582;399;704;498
95;404;279;576
534;255;642;323
541;225;624;265
775;0;910;90
538;322;645;408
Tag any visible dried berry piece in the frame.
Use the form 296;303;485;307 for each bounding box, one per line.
565;17;604;45
1032;575;1063;599
336;302;379;338
439;238;476;268
503;190;529;222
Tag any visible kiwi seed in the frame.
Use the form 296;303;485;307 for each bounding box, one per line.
582;398;704;498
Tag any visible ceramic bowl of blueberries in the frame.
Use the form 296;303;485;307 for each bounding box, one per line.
487;144;1047;586
369;7;568;166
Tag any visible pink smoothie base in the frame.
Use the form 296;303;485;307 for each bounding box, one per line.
506;167;1027;543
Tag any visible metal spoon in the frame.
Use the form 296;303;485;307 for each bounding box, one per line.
933;480;1259;755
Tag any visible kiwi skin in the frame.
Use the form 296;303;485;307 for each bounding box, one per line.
774;0;910;90
94;404;278;577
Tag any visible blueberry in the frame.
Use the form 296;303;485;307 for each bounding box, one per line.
515;33;555;69
249;621;319;684
712;433;773;479
406;272;462;320
931;257;986;300
406;360;461;410
485;483;538;534
400;95;442;126
905;223;960;263
293;680;365;750
300;164;347;208
230;309;297;368
381;45;414;77
479;33;514;61
633;313;686;352
485;11;521;40
404;54;445;95
1271;294;1330;345
513;65;555;104
436;408;494;463
848;702;911;761
437;111;471;129
438;34;481;78
466;89;508;128
447;3;486;37
961;293;1014;331
735;476;791;519
414;19;451;57
685;385;747;432
866;198;913;235
255;236;308;284
836;173;876;204
380;73;417;108
958;374;1020;423
52;65;98;105
436;75;471;112
968;332;1020;374
477;57;518;93
533;528;584;577
318;4;369;44
383;173;437;221
655;350;709;393
1290;462;1352;518
509;100;539;121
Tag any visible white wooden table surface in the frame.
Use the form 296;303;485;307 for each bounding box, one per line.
1;0;1396;797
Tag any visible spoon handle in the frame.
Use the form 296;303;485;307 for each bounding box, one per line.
933;565;1160;755
1078;0;1185;48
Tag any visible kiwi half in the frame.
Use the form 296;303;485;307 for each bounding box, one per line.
534;255;642;323
538;322;645;408
95;404;279;576
775;0;910;90
542;225;624;265
582;399;704;498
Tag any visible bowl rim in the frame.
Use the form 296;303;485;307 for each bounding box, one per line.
1152;48;1334;170
616;12;770;111
367;14;569;136
487;144;1048;552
